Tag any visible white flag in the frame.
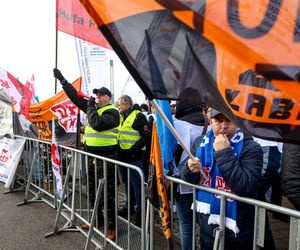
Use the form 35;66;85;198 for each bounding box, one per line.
51;119;63;198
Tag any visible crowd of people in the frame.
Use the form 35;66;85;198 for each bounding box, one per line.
53;68;299;249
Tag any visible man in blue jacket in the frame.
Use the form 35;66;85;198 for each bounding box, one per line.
181;108;263;250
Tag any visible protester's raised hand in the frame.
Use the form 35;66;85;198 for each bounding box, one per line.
88;97;96;107
53;68;65;82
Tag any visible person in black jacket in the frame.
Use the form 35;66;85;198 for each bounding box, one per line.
53;68;120;240
181;108;263;250
172;101;207;250
281;143;300;211
117;95;151;226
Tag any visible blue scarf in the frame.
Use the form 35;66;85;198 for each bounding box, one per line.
194;129;244;234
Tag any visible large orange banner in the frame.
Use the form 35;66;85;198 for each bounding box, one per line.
29;78;81;146
78;0;300;143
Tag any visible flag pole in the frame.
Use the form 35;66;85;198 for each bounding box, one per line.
150;99;207;179
109;60;114;103
54;0;59;94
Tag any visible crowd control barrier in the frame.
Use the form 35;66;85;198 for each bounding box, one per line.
6;135;300;250
164;175;300;250
11;136;146;250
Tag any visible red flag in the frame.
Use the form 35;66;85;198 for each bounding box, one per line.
56;0;111;49
25;74;39;104
0;67;33;119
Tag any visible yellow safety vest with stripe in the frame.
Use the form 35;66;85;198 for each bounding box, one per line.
83;104;119;147
119;110;141;150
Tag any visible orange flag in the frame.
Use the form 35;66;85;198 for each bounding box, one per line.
29;78;81;146
78;0;300;143
149;122;173;249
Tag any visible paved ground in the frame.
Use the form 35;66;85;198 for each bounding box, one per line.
0;181;293;250
0;181;179;250
0;183;86;250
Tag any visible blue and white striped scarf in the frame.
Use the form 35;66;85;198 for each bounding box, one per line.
194;129;244;234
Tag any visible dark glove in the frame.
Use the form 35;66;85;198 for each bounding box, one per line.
53;68;66;82
88;97;96;107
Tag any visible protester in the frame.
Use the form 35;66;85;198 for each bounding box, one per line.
139;103;152;181
140;103;150;115
53;68;120;240
172;101;208;250
170;101;176;115
281;143;300;211
117;95;151;226
181;108;263;250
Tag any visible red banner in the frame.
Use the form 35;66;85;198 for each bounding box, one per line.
0;67;33;119
56;0;111;50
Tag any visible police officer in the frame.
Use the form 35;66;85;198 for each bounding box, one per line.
117;95;151;226
53;68;120;240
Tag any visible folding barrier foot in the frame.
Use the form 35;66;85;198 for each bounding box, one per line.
3;186;25;195
16;194;43;207
45;227;59;238
17;199;28;206
45;222;79;238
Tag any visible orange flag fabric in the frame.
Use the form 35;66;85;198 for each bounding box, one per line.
78;0;300;143
29;78;81;146
149;122;173;249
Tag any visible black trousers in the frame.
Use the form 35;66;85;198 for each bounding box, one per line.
87;150;117;230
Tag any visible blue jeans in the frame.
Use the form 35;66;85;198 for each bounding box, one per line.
119;159;143;210
175;194;193;250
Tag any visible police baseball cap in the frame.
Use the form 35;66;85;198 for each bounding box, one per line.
93;87;112;97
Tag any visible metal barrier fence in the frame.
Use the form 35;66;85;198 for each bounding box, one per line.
7;135;300;249
165;175;300;250
12;136;146;250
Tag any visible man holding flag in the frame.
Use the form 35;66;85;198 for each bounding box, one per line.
53;68;120;240
181;108;263;250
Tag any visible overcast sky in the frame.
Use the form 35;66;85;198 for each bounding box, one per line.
0;0;145;103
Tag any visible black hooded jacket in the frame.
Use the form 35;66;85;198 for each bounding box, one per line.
175;101;206;126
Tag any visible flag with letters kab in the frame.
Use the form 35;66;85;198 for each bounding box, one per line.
79;0;300;143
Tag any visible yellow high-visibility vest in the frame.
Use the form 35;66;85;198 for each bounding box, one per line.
83;104;119;147
119;110;141;149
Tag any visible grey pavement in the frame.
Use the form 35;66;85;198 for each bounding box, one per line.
0;183;86;250
1;180;290;250
0;181;181;250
